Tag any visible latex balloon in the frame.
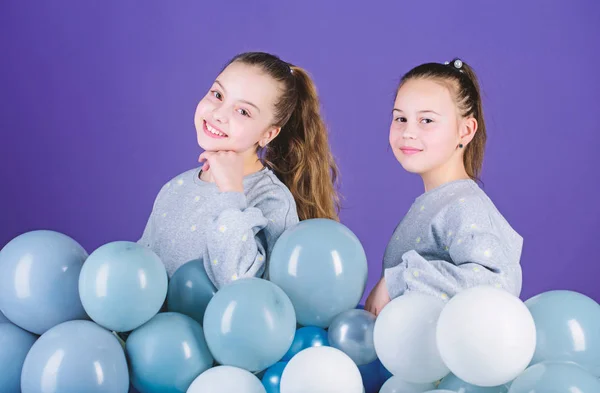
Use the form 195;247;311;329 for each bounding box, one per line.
167;259;217;325
269;219;368;328
0;230;88;334
379;376;435;393
328;309;377;365
0;323;37;392
374;292;449;383
508;361;600;393
79;241;168;332
281;326;329;361
187;366;266;393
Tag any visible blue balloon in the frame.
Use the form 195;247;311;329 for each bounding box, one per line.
21;320;129;393
126;312;214;393
0;230;89;334
269;219;368;328
167;259;216;325
261;362;287;393
281;326;329;361
328;309;377;365
508;361;600;393
358;359;386;393
525;290;600;376
379;361;393;382
204;278;296;372
79;241;168;332
439;372;509;392
0;323;37;392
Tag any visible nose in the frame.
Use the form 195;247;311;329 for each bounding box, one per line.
401;123;417;140
211;105;228;124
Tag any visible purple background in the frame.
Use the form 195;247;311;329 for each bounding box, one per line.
1;1;599;303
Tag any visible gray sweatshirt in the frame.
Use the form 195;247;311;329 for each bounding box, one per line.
383;179;523;301
138;166;299;289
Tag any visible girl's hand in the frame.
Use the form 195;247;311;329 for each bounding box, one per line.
365;277;391;316
199;151;245;193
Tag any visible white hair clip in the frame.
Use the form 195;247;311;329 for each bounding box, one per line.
453;59;463;69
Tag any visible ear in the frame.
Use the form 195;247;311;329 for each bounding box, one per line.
259;126;281;147
459;117;477;147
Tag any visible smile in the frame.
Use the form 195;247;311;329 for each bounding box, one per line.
203;120;228;138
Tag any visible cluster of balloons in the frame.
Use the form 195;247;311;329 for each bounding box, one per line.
1;217;600;393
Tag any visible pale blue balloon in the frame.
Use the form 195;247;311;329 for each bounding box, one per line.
0;230;89;334
203;278;296;372
281;326;329;361
126;312;214;393
79;241;168;332
268;219;368;328
328;309;377;365
167;259;216;325
21;320;129;393
0;323;37;392
508;361;600;393
439;372;509;392
525;290;600;376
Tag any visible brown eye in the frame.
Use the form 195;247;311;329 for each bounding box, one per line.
211;90;222;100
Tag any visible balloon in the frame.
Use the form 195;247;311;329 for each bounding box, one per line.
21;320;129;393
269;219;368;328
439;372;510;392
328;309;377;365
79;241;168;332
358;359;387;393
525;290;600;376
379;376;435;393
187;366;266;393
167;259;217;325
0;323;37;392
508;361;600;393
0;230;88;334
374;292;449;383
203;278;296;372
281;326;329;361
437;286;536;386
280;346;363;393
126;312;214;393
261;362;287;393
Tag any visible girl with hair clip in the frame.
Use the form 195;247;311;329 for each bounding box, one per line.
366;58;523;316
139;52;339;289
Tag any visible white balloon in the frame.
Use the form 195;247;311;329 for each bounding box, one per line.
187;366;266;393
436;285;536;386
379;376;435;393
374;292;450;383
280;346;363;393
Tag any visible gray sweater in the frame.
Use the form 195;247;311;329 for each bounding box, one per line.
383;179;523;301
138;166;299;289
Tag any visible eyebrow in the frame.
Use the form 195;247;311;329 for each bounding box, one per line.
215;80;261;113
392;108;441;116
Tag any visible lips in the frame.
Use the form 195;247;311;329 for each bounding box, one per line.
203;120;228;138
399;146;422;155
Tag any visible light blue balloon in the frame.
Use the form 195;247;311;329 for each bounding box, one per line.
508;361;600;393
268;219;368;328
0;323;37;392
281;326;329;361
439;372;509;392
328;309;376;365
126;312;214;393
261;362;287;393
0;230;89;334
203;278;296;372
525;290;600;376
79;241;168;332
21;320;129;393
167;259;216;325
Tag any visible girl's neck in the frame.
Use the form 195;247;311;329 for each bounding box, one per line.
200;151;264;182
421;163;471;192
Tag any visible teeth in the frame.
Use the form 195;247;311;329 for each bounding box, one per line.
206;122;226;137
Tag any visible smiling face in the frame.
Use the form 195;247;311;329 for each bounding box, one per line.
194;62;283;155
389;78;477;185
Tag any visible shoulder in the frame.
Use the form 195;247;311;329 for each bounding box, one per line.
246;169;296;207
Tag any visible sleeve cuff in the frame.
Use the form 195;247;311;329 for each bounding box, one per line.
384;264;408;299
